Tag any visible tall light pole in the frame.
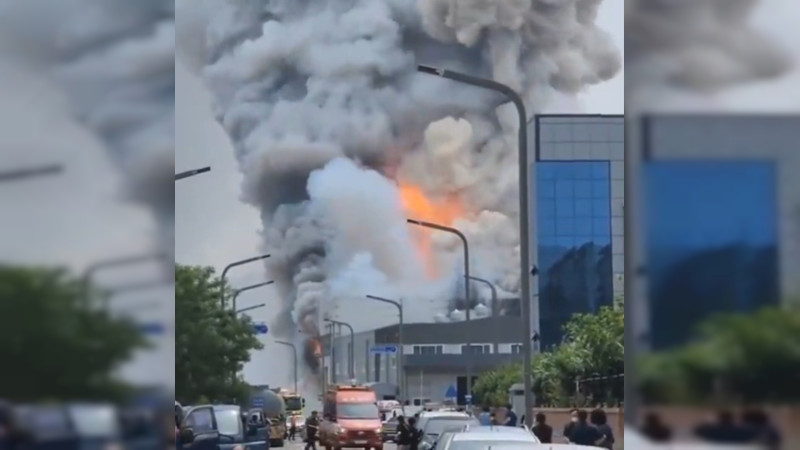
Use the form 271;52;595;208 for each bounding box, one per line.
236;303;266;315
220;254;270;309
406;218;473;400
175;166;210;181
365;295;404;400
467;275;500;355
417;65;535;424
0;164;63;183
83;252;168;304
231;280;274;312
326;319;355;380
276;340;298;393
104;278;171;310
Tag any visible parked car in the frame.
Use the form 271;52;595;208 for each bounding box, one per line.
417;412;480;450
178;404;268;450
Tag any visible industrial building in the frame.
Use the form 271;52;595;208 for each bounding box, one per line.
321;316;525;405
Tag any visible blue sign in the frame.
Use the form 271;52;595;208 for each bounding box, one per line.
251;396;265;408
138;322;165;335
444;385;457;399
369;344;398;354
253;322;269;335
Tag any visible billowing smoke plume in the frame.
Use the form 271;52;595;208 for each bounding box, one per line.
177;0;620;378
625;0;793;110
0;0;175;257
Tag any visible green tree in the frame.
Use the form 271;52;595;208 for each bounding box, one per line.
175;264;263;404
0;265;147;401
639;304;800;404
473;299;624;407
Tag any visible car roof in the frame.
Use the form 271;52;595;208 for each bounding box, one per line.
420;411;469;418
213;404;240;410
464;426;532;435
452;431;537;442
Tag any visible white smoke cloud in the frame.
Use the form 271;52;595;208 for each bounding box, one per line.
0;0;175;258
177;0;620;375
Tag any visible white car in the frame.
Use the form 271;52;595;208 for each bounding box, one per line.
417;412;480;450
439;429;606;450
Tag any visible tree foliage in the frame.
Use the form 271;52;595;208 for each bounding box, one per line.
175;264;263;405
638;303;800;405
0;265;147;401
473;299;624;407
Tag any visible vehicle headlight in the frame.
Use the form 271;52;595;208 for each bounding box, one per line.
374;428;382;433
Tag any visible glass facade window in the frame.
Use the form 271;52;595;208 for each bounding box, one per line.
537;161;613;349
644;161;780;349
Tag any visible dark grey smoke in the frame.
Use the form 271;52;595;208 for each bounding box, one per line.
626;0;792;105
177;0;620;379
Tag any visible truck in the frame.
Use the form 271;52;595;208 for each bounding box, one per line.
274;388;306;438
249;387;287;447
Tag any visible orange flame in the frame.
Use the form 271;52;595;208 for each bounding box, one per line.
398;182;464;278
311;338;322;357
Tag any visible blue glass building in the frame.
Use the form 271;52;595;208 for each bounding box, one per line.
532;115;624;349
640;115;788;349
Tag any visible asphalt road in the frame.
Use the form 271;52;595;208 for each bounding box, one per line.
284;441;397;450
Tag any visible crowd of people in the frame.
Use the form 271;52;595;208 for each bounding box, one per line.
641;409;781;448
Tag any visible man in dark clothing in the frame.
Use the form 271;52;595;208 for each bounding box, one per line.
407;417;421;450
396;416;410;450
694;410;752;443
531;413;552;443
561;409;578;442
641;412;672;442
503;405;518;427
304;411;319;450
565;410;604;447
742;409;781;449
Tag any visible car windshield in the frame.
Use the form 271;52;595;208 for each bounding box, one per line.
446;442;535;450
285;397;303;411
215;409;242;437
337;403;379;419
423;418;478;436
68;405;120;438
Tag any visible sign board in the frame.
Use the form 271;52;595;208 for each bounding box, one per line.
253;322;269;335
444;385;457;399
369;344;398;354
138;322;165;335
251;396;265;408
464;394;472;404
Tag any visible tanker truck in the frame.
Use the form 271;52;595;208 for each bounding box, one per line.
249;387;287;447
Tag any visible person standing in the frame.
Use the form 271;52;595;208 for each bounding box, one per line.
396;416;410;450
304;411;319;450
561;409;578;443
590;409;614;449
478;406;491;426
502;405;518;427
407;417;421;450
531;413;552;443
565;410;604;447
288;415;297;441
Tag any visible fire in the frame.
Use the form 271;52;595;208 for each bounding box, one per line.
397;182;464;278
311;338;322;357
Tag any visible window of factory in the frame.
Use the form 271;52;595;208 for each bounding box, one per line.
644;160;779;350
412;345;443;355
510;344;522;354
536;161;613;350
460;344;490;355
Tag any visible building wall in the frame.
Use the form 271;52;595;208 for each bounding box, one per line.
404;371;460;401
531;115;624;348
633;115;800;349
